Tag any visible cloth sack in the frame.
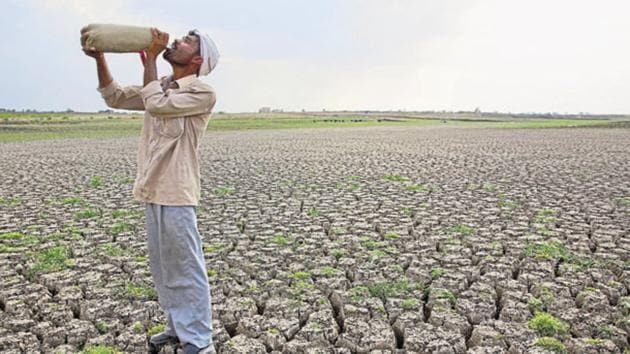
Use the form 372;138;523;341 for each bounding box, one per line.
82;23;152;53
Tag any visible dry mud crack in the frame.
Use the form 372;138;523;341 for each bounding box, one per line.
1;125;629;353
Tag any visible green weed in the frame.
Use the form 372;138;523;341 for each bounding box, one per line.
89;176;103;188
213;186;235;197
307;207;320;217
383;174;408;182
74;207;98;220
528;312;569;337
146;323;165;337
534;337;566;353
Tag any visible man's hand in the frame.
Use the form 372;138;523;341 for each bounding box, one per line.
80;26;103;59
146;28;169;59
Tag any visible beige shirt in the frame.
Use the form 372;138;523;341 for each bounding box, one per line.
98;74;216;206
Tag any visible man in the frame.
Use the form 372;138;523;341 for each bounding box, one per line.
82;27;219;354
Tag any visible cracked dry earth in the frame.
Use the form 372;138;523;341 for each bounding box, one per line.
0;125;629;354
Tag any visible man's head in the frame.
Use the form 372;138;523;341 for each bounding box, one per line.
163;30;219;76
163;30;203;75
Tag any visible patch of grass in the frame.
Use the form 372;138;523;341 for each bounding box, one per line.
528;312;569;337
62;197;84;205
289;280;315;301
80;346;123;354
307;207;320;217
203;242;224;253
368;249;387;259
401;298;420;310
0;232;25;240
111;209;135;218
331;249;346;260
499;198;520;209
0;196;21;207
430;267;446;279
74;207;99;220
0;244;22;253
431;288;457;306
383;174;408;182
320;266;340;277
113;176;135;185
350;286;370;301
584;338;605;345
384;231;400;239
402;207;413;217
534;208;558;223
525;241;571;262
207;268;218;277
97;243;127;257
123;282;158;301
89;176;103;188
447;224;475;236
146;323;165;337
613;197;630;207
131;321;143;334
270;234;290;246
213;185;235;197
528;296;543;313
482;183;496;192
290;271;311;281
29;246;74;277
96;321;110;334
406;184;430;192
534;337;566;353
367;279;420;300
110;221;132;234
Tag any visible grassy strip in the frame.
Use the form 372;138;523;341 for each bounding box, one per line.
0;113;622;143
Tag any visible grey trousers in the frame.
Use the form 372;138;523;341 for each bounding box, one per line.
144;203;212;348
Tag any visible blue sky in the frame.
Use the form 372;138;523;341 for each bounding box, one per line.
1;0;629;114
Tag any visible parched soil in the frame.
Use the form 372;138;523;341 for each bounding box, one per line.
0;125;629;353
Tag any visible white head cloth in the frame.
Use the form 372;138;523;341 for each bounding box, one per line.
197;32;219;76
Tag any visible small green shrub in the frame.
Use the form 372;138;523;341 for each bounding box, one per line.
81;346;122;354
89;176;103;188
525;241;571;262
110;221;132;234
401;298;420;310
430;267;446;279
320;266;339;277
447;224;474;236
146;323;165;337
331;249;345;260
383;174;408;182
213;186;234;197
74;208;98;220
96;322;110;334
384;231;400;239
528;312;569;337
534;337;566;353
307;207;320;217
0;232;24;240
271;234;290;246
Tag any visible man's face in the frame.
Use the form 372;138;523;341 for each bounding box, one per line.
163;32;200;66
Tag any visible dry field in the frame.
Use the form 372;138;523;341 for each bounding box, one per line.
0;125;629;353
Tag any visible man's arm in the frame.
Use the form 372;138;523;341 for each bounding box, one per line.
82;27;145;111
143;28;168;87
140;83;216;119
139;28;215;118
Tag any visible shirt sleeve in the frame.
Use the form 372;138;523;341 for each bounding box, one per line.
140;80;215;119
97;81;145;111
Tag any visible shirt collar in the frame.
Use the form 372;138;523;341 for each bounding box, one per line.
174;74;197;89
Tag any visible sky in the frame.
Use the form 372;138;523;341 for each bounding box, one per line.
1;0;629;114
